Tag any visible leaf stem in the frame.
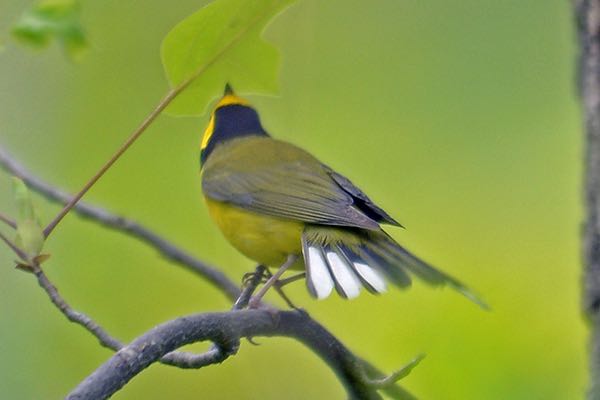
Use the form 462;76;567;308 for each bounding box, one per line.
42;87;178;238
0;144;241;300
43;1;282;238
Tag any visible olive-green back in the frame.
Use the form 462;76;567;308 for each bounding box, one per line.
201;136;398;230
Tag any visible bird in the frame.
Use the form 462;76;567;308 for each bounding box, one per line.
200;84;484;308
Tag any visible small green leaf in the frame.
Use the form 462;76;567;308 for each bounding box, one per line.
12;178;36;224
15;219;45;260
12;178;45;261
161;0;295;116
12;0;87;61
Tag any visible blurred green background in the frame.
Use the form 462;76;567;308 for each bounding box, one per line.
0;0;583;399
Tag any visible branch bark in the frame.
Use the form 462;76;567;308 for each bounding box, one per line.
65;309;414;400
0;146;417;399
0;145;255;369
576;1;600;398
32;260;247;370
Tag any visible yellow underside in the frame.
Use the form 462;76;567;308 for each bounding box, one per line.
205;197;305;268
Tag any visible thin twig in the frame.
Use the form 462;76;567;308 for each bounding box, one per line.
0;147;416;399
31;261;246;369
0;212;16;229
0;145;240;301
0;230;27;261
162;264;267;368
362;354;425;389
42;3;283;239
42;88;178;238
359;358;418;400
32;263;124;350
0;147;272;370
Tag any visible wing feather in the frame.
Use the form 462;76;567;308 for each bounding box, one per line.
326;167;402;227
202;137;381;230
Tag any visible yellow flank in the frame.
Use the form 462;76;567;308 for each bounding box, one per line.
204;197;305;268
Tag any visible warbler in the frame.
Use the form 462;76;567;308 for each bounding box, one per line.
200;84;482;307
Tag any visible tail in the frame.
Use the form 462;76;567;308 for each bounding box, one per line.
301;225;488;309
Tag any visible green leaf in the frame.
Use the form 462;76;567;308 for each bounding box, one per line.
12;178;36;225
11;0;87;61
15;220;45;260
12;178;45;261
161;0;295;116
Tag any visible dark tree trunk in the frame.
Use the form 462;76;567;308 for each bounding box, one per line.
575;1;600;398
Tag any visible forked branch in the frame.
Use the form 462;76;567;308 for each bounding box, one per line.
0;146;417;399
66;309;416;400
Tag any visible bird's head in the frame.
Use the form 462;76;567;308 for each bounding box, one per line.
200;84;268;165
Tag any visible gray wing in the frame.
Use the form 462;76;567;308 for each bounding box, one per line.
202;159;381;230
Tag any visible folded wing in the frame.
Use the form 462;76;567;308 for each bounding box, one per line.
202;137;392;230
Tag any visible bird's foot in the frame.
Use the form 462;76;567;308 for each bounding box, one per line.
242;269;268;287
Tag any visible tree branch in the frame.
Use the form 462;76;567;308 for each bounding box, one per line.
0;147;417;399
32;263;124;350
31;261;270;370
40;2;285;239
0;147;274;371
161;264;267;368
66;309;415;400
0;144;240;301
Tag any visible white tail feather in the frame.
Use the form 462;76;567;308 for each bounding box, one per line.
305;246;334;299
325;251;361;299
353;262;387;293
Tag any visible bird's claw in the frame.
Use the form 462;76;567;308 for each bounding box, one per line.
242;271;268;287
